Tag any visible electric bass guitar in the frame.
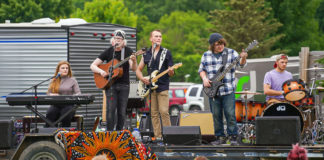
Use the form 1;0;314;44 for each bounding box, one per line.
203;40;258;98
137;63;183;98
94;48;146;89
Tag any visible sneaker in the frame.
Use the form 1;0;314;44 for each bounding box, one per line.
211;136;227;145
229;135;239;146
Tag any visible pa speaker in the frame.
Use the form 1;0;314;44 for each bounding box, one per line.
139;115;154;137
163;126;201;145
256;116;300;145
0;120;13;149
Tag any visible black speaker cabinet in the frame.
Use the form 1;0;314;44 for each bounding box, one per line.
256;116;300;145
0;120;14;149
163;126;201;145
139;115;178;137
139;115;154;137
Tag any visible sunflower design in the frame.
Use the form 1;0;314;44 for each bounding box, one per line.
71;130;139;160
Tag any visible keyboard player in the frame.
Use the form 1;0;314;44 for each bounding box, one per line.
46;61;81;127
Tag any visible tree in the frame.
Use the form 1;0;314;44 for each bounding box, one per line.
268;0;324;56
316;0;324;33
0;0;73;23
209;0;284;58
72;0;137;27
124;0;225;23
138;11;212;82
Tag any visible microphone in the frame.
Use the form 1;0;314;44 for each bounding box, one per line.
153;43;157;50
53;72;61;79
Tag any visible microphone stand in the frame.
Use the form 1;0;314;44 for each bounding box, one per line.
20;75;57;133
106;44;117;130
147;44;156;139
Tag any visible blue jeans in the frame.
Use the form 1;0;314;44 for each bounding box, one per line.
209;92;237;137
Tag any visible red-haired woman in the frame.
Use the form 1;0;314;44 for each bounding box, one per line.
46;60;81;127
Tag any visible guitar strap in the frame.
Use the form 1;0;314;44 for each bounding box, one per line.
221;48;228;72
121;48;125;60
158;48;168;70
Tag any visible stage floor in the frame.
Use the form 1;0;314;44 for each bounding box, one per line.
150;144;324;159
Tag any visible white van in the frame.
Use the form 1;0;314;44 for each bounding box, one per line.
183;84;208;111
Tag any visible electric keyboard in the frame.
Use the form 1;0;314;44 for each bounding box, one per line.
6;94;95;106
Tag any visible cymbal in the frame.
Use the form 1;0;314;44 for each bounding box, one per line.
235;70;248;74
304;67;324;71
235;91;262;95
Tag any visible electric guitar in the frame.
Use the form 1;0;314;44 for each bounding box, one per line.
203;40;258;98
137;63;183;98
94;48;146;89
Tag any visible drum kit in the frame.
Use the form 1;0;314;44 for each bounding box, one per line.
235;66;324;145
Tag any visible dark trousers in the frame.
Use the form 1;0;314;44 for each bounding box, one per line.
105;83;130;131
46;105;75;127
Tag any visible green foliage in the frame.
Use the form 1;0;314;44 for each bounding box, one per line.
0;0;73;23
268;0;324;56
316;0;324;33
71;0;137;27
124;0;225;22
209;0;284;58
138;11;212;82
72;0;92;9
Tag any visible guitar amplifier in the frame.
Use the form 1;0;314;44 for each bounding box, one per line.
179;111;215;142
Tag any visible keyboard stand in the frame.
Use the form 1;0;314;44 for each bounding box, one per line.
25;104;81;128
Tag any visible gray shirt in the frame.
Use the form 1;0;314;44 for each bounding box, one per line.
48;76;81;95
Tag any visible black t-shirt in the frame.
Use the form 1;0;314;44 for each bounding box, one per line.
143;46;173;92
98;46;133;85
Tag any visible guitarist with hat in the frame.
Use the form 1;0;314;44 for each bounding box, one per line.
90;29;137;131
198;33;248;145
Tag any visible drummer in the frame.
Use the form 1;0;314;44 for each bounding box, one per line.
263;54;293;105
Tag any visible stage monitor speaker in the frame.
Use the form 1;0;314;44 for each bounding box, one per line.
0;120;13;149
179;111;214;136
256;116;300;145
163;126;201;145
139;115;179;137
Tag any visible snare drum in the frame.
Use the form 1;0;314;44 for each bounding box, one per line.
235;100;266;122
262;103;305;133
282;79;306;101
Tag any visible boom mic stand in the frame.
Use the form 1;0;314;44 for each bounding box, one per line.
20;74;58;133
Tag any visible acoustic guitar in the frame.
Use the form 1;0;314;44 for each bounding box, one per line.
94;48;146;89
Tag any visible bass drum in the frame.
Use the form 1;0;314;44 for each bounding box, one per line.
262;103;304;133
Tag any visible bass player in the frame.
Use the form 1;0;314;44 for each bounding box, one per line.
136;29;174;139
90;30;137;131
198;33;248;145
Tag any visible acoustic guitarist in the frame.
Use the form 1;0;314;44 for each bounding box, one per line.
136;29;174;139
198;33;247;145
90;30;137;131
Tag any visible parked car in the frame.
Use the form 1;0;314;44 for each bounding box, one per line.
168;88;186;116
183;84;206;111
138;88;186;116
